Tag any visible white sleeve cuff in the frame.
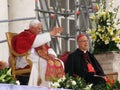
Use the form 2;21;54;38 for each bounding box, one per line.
48;48;57;57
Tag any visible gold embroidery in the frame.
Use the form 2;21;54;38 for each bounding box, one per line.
55;60;61;67
35;45;65;81
48;60;54;66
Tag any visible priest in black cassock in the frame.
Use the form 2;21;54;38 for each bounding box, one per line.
65;34;106;85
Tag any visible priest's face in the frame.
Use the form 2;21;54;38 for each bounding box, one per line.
30;23;43;34
77;35;89;51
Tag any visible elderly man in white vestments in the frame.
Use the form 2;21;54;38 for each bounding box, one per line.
11;20;64;87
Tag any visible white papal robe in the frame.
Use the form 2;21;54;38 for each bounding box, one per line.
15;32;58;87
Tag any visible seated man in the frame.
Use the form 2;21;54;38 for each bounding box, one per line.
65;33;106;85
11;20;64;87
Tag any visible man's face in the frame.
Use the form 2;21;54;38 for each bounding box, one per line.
77;35;89;51
30;23;42;34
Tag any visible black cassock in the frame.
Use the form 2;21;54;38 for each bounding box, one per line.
65;49;106;85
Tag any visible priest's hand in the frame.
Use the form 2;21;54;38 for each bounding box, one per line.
50;26;63;36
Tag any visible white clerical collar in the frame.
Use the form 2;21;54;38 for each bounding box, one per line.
83;51;87;53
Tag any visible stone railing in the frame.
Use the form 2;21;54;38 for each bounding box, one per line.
95;51;120;81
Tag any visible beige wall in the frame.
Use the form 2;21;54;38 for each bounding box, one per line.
0;0;9;63
8;0;36;33
95;52;120;81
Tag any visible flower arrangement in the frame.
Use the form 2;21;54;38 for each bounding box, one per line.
0;68;19;85
50;74;92;90
0;60;20;85
87;0;120;53
50;74;120;90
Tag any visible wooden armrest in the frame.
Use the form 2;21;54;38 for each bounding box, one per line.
106;72;118;76
105;72;118;80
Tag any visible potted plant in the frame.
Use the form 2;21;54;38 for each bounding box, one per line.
87;0;120;53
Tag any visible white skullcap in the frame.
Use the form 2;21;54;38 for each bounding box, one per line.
29;19;41;27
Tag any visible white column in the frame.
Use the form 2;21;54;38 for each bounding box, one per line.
0;0;9;64
8;0;36;33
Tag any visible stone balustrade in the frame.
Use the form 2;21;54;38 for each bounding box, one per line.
95;52;120;81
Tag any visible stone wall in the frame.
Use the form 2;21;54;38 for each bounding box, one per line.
0;0;9;62
95;52;120;81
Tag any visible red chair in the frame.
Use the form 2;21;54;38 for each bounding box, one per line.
6;32;32;79
58;51;70;65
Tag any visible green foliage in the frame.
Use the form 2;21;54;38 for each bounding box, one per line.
0;68;19;84
50;74;92;90
91;80;120;90
111;80;120;89
50;74;120;90
91;83;107;90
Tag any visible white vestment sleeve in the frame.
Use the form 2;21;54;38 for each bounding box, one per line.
48;48;57;57
32;32;51;48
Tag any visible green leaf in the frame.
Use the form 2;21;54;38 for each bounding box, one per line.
6;69;12;75
0;75;6;80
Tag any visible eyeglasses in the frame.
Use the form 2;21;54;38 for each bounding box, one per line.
78;40;88;42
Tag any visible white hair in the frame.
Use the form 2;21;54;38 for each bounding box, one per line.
29;20;41;27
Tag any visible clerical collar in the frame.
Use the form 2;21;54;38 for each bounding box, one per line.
80;50;87;54
83;51;87;53
77;49;88;54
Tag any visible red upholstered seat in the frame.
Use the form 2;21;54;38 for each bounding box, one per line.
59;51;70;65
16;65;30;70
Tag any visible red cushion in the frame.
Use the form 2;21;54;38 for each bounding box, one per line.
16;65;30;70
59;51;70;64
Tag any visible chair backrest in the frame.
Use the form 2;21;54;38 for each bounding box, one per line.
58;51;70;65
6;32;17;55
6;32;32;78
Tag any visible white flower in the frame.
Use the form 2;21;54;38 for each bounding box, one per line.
16;80;20;85
50;75;92;89
6;69;12;75
51;82;60;88
117;44;120;49
66;84;70;88
84;84;93;90
71;80;76;85
60;76;66;82
113;37;120;43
